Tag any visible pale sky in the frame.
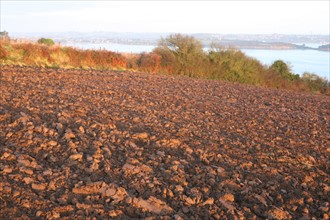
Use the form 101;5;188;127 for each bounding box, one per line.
1;1;329;35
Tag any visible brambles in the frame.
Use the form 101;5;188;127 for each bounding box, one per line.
137;52;161;73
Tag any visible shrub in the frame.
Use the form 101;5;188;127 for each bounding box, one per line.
208;46;265;85
0;43;9;60
302;72;330;94
269;60;299;81
154;34;206;77
137;52;161;73
37;38;55;46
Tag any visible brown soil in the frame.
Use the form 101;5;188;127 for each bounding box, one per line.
0;66;329;219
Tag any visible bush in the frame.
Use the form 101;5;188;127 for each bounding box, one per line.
124;54;140;70
37;38;55;46
0;43;9;60
302;72;330;94
208;46;265;85
154;34;206;77
270;60;299;81
137;52;161;73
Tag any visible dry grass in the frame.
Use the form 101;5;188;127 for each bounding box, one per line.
1;41;127;70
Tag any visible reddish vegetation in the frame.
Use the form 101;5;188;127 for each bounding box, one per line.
1;39;329;95
138;52;162;73
0;66;329;219
0;44;8;59
2;42;127;69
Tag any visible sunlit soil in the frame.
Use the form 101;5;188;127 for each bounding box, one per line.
0;66;329;219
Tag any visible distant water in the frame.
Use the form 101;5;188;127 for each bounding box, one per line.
242;49;330;80
61;42;330;80
61;42;155;54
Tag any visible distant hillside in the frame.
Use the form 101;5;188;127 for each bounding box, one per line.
318;44;330;51
9;32;330;50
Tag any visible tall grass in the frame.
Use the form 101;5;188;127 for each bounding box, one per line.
0;41;127;69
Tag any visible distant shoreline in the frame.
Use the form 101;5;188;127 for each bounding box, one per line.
61;41;330;51
59;41;330;52
8;32;330;52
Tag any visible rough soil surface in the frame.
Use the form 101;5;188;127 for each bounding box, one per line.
0;66;329;219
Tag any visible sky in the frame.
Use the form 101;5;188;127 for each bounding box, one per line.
0;1;329;35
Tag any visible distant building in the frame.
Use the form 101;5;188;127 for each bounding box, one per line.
0;31;10;42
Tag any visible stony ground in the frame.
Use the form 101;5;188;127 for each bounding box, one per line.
0;65;329;219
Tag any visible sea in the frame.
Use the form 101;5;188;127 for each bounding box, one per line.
61;42;330;80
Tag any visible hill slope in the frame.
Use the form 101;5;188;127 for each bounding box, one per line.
0;66;329;219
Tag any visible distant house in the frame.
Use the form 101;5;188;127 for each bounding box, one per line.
0;31;10;42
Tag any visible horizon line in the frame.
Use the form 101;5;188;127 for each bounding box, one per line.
3;31;330;36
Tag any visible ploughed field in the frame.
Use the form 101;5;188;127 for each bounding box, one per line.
0;66;329;219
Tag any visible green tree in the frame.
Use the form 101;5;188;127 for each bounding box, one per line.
208;45;265;85
37;38;55;46
270;60;299;81
153;34;206;77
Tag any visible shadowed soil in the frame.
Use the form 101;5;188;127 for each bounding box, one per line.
0;66;329;219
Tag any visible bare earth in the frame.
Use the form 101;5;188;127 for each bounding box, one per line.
0;66;329;219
